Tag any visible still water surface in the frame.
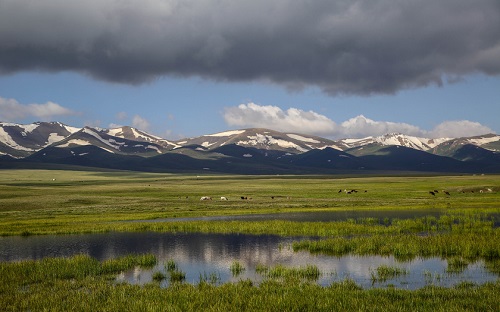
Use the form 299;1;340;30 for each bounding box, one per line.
1;231;497;289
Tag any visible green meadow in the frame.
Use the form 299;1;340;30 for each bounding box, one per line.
1;169;499;310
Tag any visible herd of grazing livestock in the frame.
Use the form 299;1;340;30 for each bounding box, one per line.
197;187;495;201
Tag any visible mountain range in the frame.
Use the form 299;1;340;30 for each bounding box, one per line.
1;121;499;174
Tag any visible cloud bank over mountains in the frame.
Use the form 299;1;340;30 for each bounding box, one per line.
224;103;493;139
0;97;77;121
1;0;500;95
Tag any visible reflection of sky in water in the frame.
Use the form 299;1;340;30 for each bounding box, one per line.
1;232;497;289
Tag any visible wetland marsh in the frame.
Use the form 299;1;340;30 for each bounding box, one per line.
1;169;499;310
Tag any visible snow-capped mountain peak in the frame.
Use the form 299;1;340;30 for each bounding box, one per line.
340;133;452;151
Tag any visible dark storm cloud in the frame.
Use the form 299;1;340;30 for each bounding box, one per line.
1;0;500;94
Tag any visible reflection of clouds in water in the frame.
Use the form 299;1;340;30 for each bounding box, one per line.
1;232;498;289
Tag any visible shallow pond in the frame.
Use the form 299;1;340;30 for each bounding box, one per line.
1;232;497;289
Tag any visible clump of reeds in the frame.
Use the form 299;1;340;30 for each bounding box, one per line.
101;253;157;274
256;264;321;281
152;271;166;281
166;259;176;272
169;269;186;283
162;259;185;283
230;261;245;277
370;265;408;282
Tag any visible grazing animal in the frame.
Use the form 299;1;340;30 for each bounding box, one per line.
444;191;450;196
271;196;275;199
429;191;435;196
338;189;342;193
200;196;212;201
434;190;439;193
220;196;228;201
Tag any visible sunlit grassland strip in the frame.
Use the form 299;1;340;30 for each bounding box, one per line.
1;170;499;236
1;212;496;237
1;255;500;311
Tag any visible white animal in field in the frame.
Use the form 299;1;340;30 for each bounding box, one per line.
200;196;212;201
220;196;228;200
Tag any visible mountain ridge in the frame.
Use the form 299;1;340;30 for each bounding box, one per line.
1;121;499;174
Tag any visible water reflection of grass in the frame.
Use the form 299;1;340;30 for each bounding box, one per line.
446;257;470;274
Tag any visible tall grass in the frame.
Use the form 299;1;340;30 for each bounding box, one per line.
256;264;321;281
1;255;500;311
230;261;245;276
371;265;408;282
292;231;500;262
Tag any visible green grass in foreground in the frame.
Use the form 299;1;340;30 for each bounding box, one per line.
1;170;500;310
1;255;499;311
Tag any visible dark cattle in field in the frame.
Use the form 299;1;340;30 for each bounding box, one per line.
429;191;435;196
444;191;450;196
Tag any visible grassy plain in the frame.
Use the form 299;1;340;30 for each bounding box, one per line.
1;169;498;236
1;169;500;310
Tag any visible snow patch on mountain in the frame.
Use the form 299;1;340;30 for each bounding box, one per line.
0;128;35;151
107;128;123;137
146;145;162;153
19;124;39;134
63;125;80;134
340;133;452;151
206;130;246;137
202;141;215;148
238;134;308;152
83;128;121;150
47;133;66;145
467;135;500;146
286;134;320;143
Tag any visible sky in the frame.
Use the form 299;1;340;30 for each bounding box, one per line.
0;0;499;140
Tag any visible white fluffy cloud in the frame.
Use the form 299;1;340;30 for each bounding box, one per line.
132;114;150;131
0;96;76;121
223;103;494;139
428;120;493;138
224;103;336;135
340;115;424;138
